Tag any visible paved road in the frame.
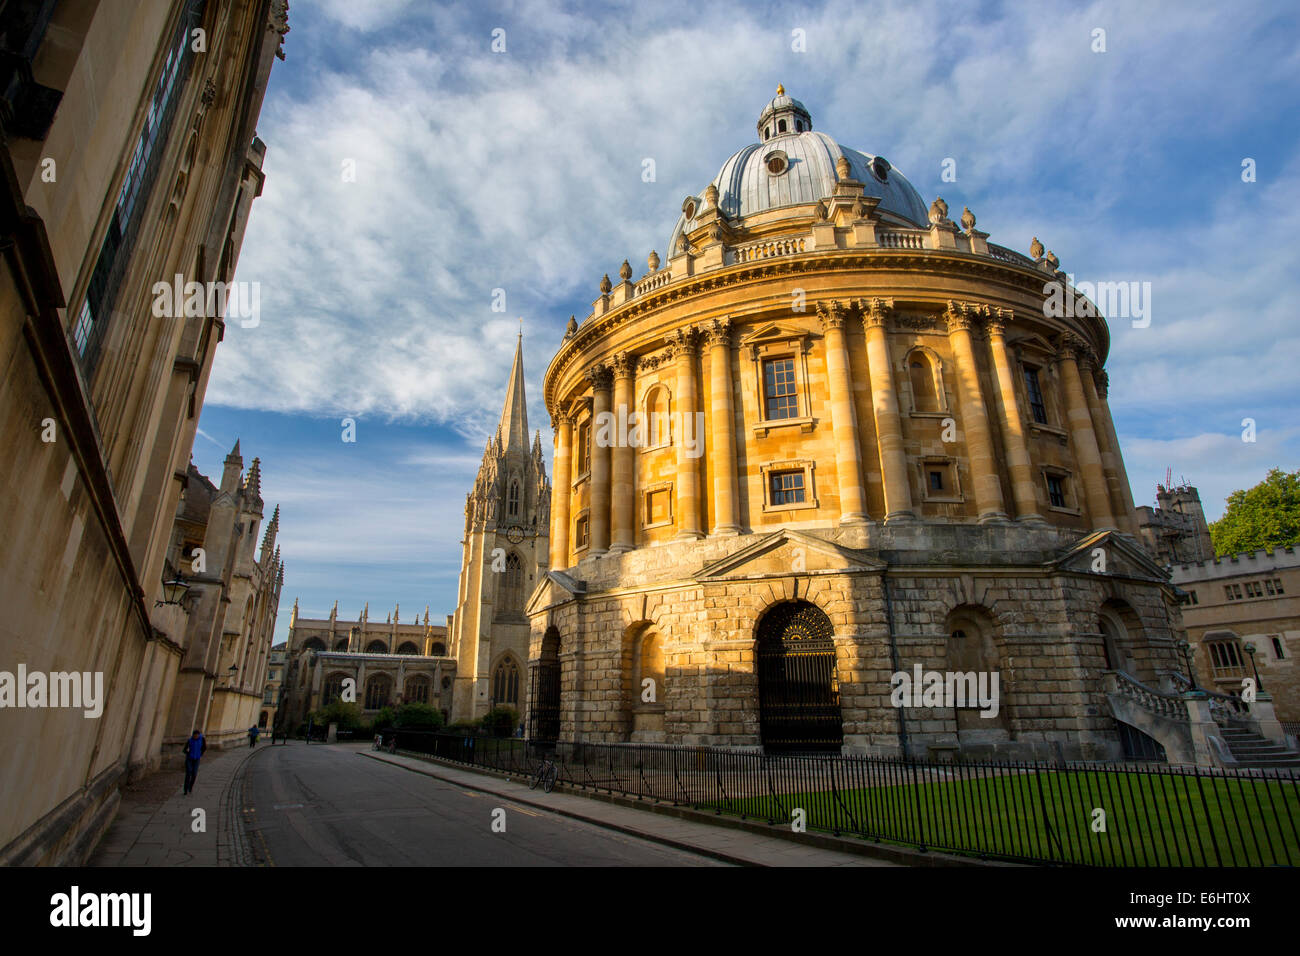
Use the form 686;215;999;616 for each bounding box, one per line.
243;743;727;866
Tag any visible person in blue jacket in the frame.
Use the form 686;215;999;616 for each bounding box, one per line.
182;730;206;795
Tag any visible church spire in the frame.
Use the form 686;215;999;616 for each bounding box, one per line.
497;329;529;455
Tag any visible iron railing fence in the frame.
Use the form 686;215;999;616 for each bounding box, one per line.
381;730;1300;867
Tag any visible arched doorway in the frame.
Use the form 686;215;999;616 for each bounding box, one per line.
529;628;561;742
756;601;842;752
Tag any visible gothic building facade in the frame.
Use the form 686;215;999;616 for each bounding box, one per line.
0;0;286;864
527;89;1190;761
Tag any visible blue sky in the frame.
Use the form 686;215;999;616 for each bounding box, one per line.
195;0;1300;644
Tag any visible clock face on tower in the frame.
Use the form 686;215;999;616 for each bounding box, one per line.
505;525;525;544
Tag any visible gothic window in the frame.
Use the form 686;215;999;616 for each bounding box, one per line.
366;640;388;653
1207;638;1245;676
364;674;393;710
431;642;447;656
396;641;418;654
909;352;939;413
763;357;798;419
503;552;524;612
333;638;348;651
405;676;431;705
492;658;520;706
322;672;348;706
1023;366;1048;424
508;481;520;517
301;637;325;652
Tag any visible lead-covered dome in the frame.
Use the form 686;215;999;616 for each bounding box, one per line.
669;88;929;252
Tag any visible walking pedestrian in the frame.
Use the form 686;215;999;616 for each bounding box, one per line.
248;725;259;747
182;730;206;795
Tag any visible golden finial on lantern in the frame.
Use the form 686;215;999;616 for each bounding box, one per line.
776;83;785;95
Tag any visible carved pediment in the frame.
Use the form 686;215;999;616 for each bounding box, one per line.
696;529;886;582
524;569;587;616
1050;530;1169;583
738;321;818;358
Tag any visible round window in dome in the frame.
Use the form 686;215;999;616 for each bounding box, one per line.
681;196;697;220
870;156;891;183
765;149;789;176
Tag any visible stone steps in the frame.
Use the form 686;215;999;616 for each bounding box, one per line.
1219;727;1300;769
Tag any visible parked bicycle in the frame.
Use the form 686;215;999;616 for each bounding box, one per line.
529;753;559;793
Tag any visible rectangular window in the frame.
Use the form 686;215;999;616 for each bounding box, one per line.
1272;636;1285;659
1191;590;1198;605
1224;585;1235;601
575;515;589;549
1023;366;1048;425
929;470;944;492
1275;578;1285;594
770;470;806;506
1046;475;1066;508
1245;582;1257;598
1265;579;1275;595
763;357;798;420
576;422;591;475
1233;584;1243;600
645;488;670;525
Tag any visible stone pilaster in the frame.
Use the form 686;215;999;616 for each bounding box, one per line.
985;309;1044;523
1095;370;1139;534
587;363;614;555
549;413;573;569
945;301;1007;522
859;297;913;522
1078;353;1134;534
817;300;869;523
668;328;703;539
704;319;741;535
1056;335;1115;530
610;353;636;552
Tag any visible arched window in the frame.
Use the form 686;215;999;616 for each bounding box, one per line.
301;637;325;652
633;628;666;709
644;385;671;448
764;126;770;140
431;642;447;656
778;119;787;133
364;674;392;710
909;352;939;413
405;676;431;705
366;640;388;654
396;641;418;655
508;480;520;517
492;657;520;706
795;120;803;132
322;672;348;706
333;639;349;651
503;552;524;613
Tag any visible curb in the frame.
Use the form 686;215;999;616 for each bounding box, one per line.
360;749;999;867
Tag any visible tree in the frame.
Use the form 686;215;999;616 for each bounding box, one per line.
394;703;444;731
1209;468;1300;557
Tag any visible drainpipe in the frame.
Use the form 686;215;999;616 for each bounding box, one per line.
882;573;910;759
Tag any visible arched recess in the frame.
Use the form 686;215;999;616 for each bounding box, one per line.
501;551;525;616
404;675;431;705
640;383;672;449
430;642;447;656
301;637;325;652
529;628;561;742
321;671;350;706
333;638;349;651
943;605;1009;735
366;639;389;654
905;347;946;414
396;641;419;655
755;600;843;752
1098;600;1144;678
623;622;666;741
259;711;268;728
364;674;393;710
491;653;522;708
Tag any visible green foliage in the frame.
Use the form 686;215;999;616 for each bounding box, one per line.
1209;468;1300;557
445;720;481;736
370;705;397;730
311;700;362;730
393;702;444;730
481;705;520;738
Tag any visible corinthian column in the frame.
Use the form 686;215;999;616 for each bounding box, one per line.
859;298;913;522
945;302;1008;522
704;319;741;535
668;327;703;539
587;363;614;555
549;413;573;569
1056;336;1115;530
610;353;636;552
817;300;868;523
984;309;1043;523
1078;353;1135;533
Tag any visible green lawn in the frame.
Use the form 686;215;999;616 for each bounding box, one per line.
707;770;1300;866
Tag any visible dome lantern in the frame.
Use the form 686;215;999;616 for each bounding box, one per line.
757;84;812;141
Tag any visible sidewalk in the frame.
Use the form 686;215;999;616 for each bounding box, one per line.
89;742;269;866
360;748;921;866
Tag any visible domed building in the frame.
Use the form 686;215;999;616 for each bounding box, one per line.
526;88;1187;761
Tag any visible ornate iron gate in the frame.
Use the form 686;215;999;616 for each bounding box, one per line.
528;658;560;742
757;601;843;752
